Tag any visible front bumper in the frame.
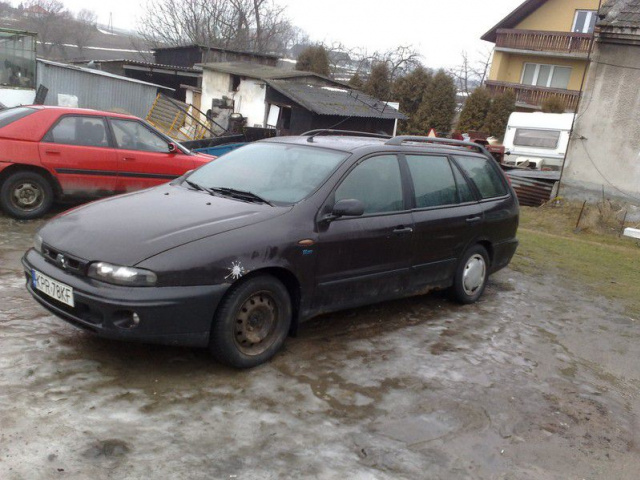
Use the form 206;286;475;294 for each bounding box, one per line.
23;249;229;348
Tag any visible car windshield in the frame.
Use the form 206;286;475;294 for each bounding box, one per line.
186;142;349;205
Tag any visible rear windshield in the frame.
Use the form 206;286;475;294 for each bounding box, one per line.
513;128;560;149
0;107;36;129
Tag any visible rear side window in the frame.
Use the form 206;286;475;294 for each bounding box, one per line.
43;116;110;147
336;155;403;214
513;128;560;149
0;107;36;129
406;155;457;208
454;155;508;199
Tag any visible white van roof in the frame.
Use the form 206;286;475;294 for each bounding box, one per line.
507;112;575;130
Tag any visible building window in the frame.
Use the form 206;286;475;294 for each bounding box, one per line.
521;63;572;89
0;31;36;89
573;10;597;33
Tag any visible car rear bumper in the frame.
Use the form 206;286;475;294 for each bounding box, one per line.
490;238;519;274
23;249;229;348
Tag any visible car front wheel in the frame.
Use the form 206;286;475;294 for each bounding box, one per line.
209;275;292;368
451;244;489;304
0;171;54;219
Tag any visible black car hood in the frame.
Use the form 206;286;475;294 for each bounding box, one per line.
40;184;291;265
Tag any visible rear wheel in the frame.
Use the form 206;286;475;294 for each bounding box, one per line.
0;171;54;219
451;244;489;304
209;275;291;368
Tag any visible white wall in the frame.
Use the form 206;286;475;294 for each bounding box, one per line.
201;70;267;129
0;88;36;107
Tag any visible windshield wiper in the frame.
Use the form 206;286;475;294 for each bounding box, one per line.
185;179;219;197
210;187;273;206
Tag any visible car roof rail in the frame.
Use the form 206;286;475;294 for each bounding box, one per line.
385;136;493;159
302;129;392;143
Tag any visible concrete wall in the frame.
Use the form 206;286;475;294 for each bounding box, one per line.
201;70;267;130
515;0;600;32
561;42;640;201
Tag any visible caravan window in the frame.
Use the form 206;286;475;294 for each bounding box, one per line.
513;128;561;149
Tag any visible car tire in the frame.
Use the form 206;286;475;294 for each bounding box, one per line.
209;275;292;368
0;171;54;219
451;244;490;305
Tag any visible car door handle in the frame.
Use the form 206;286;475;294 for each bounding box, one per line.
45;150;61;155
123;157;136;162
393;226;414;234
466;216;482;224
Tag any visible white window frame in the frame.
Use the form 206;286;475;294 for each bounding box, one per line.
572;10;597;33
520;63;572;89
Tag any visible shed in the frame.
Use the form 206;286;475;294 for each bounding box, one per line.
36;58;172;118
265;80;406;135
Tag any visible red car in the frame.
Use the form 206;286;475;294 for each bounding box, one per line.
0;106;215;219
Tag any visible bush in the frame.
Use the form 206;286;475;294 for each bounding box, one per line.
541;95;566;113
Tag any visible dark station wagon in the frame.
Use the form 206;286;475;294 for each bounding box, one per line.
23;132;519;368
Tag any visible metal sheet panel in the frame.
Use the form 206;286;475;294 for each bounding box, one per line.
36;60;160;118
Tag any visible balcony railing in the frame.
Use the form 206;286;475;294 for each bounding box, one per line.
495;29;592;56
485;80;580;111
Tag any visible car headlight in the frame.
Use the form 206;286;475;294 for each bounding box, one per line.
87;262;157;286
33;234;43;253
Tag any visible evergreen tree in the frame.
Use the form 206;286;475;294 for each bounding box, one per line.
457;87;491;133
412;69;457;134
482;90;516;139
364;62;391;101
295;45;330;76
348;72;364;90
392;66;432;134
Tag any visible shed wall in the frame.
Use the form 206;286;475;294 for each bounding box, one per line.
36;61;161;118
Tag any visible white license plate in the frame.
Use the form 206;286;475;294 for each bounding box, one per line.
32;269;75;307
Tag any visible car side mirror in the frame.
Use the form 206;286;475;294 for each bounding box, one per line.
333;199;364;217
322;199;365;223
168;142;178;153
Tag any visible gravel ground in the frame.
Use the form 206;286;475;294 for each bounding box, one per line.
1;211;639;479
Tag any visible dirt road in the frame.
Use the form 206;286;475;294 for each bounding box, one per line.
1;212;638;479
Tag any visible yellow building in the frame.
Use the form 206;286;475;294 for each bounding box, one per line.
482;0;601;111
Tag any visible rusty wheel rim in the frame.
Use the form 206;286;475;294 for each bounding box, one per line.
234;291;279;356
11;182;44;211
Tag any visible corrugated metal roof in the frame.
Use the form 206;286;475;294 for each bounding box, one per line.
201;61;321;80
37;59;172;90
266;80;407;120
153;44;279;59
599;0;640;28
71;59;201;73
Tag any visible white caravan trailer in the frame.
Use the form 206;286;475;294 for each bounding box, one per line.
503;112;575;170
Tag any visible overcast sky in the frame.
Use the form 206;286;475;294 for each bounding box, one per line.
32;0;524;69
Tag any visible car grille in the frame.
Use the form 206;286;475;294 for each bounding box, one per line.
42;244;88;276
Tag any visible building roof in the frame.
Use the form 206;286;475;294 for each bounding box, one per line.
153;44;279;60
481;0;547;42
266;80;407;120
71;59;201;73
201;61;324;80
37;58;173;90
599;0;640;28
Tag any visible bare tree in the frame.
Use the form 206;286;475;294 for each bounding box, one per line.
138;0;296;55
449;48;493;95
72;9;98;56
23;0;71;58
